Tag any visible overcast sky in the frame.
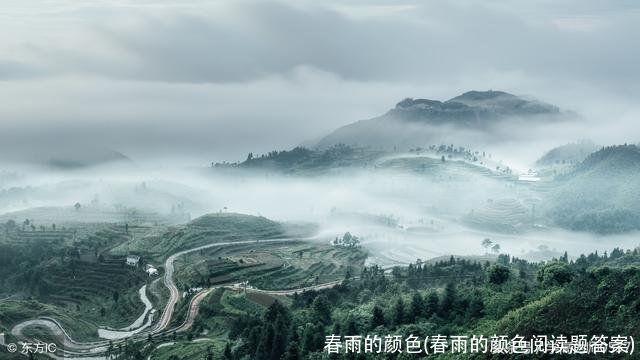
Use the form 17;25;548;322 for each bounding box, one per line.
1;0;639;164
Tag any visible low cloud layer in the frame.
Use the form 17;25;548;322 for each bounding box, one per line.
0;0;639;164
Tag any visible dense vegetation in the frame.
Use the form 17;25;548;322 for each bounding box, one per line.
213;145;384;174
217;248;640;360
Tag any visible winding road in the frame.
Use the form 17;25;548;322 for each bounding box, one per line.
9;237;345;359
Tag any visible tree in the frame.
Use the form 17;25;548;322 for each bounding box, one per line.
481;238;493;253
491;243;501;254
487;264;510;285
409;292;424;321
441;155;446;162
311;295;332;325
302;323;324;354
113;290;119;303
74;202;81;211
424;291;439;316
439;283;457;316
222;343;233;360
5;219;16;231
270;314;289;360
537;262;573;287
283;341;301;360
371;305;386;329
393;297;405;326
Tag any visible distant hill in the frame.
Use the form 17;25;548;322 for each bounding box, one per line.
574;143;640;174
217;145;384;174
536;140;599;166
112;213;288;259
47;149;132;169
315;90;566;150
545;144;640;233
189;212;283;234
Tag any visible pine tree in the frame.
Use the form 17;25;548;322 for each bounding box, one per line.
283;341;301;360
270;314;289;360
371;305;386;329
222;343;232;360
424;291;439;316
409;292;424;322
393;297;405;326
440;283;457;316
311;295;332;325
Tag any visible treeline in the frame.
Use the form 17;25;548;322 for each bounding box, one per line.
217;247;640;360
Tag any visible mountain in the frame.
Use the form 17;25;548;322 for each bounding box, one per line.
315;90;565;149
545;144;640;234
536;140;600;166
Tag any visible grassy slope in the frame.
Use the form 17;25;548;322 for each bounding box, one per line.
111;213;288;262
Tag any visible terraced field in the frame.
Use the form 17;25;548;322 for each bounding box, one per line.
0;205;175;226
0;299;97;342
0;223;152;342
2;229;75;246
39;256;147;328
464;198;532;233
2;213;364;357
378;155;518;183
111;213;291;262
173;241;367;291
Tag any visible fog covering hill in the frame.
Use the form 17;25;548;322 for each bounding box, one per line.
47;149;132;169
1;147;133;169
314;90;567;150
545;144;640;233
224;145;384;174
536;140;600;166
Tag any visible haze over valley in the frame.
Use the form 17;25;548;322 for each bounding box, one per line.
1;1;640;359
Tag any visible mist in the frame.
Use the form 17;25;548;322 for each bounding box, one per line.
1;0;639;264
2;160;638;267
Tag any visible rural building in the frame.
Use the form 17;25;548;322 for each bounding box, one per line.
126;255;140;267
146;265;158;276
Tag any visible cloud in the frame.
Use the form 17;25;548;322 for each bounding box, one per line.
7;1;634;90
0;0;638;165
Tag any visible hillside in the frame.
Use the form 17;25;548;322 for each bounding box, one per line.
536;140;599;166
315;90;565;150
112;213;290;260
545;144;640;233
221;247;640;360
228;145;384;174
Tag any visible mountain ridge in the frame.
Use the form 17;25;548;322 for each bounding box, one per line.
314;90;567;150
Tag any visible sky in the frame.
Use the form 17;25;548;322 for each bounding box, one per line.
0;0;639;165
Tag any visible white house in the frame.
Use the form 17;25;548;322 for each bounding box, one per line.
146;266;158;276
126;255;140;267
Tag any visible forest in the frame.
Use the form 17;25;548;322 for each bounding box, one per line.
108;246;640;359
